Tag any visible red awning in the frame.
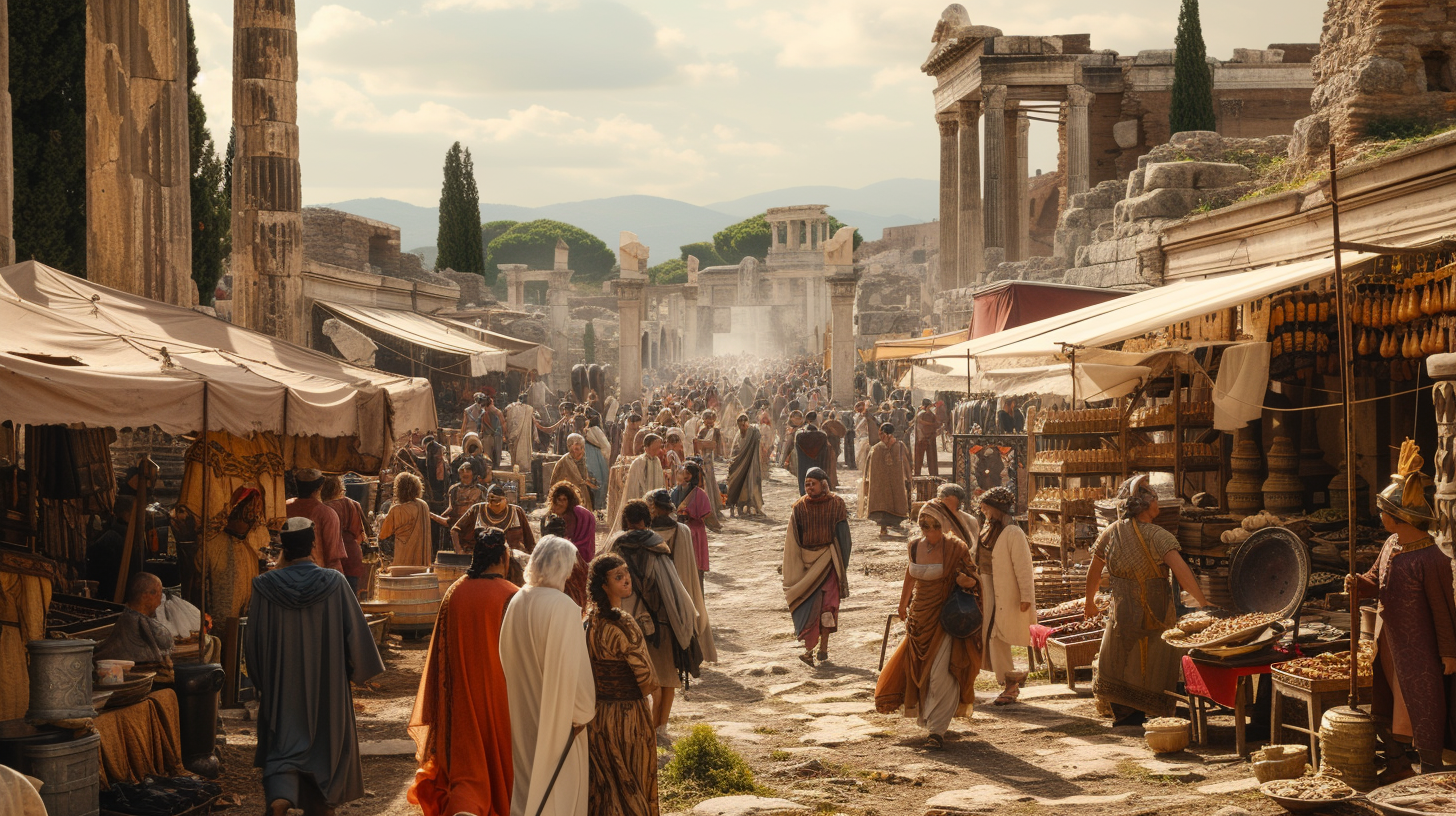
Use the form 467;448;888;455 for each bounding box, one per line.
971;280;1127;339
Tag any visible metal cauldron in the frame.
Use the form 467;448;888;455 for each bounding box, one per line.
25;639;97;722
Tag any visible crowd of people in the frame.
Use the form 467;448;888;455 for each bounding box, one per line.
224;355;1069;816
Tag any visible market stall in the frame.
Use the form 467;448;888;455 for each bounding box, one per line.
0;261;437;812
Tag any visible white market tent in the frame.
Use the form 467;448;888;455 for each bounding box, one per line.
316;301;513;376
430;314;554;375
0;261;437;455
902;252;1377;396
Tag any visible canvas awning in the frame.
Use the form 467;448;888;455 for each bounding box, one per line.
920;252;1377;369
431;315;553;375
0;262;436;452
862;328;970;363
900;359;1154;400
318;302;512;376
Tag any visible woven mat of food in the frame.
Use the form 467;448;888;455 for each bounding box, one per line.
1163;611;1280;648
1274;642;1375;680
1369;772;1456;813
1262;774;1357;801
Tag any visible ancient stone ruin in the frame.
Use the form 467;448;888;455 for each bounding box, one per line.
1291;0;1456;165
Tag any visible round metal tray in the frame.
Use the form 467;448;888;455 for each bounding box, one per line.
1230;526;1310;619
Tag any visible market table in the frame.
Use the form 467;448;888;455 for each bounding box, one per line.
1182;654;1274;758
1270;671;1372;767
93;689;184;787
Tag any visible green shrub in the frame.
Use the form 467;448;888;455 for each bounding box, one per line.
661;725;768;808
1364;116;1444;141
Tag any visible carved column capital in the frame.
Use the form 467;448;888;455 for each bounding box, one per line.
1067;84;1094;108
615;278;645;302
956;99;980;126
827;272;860;301
981;84;1007;111
936;112;959;139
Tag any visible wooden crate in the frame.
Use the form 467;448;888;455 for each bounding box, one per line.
1046;629;1103;692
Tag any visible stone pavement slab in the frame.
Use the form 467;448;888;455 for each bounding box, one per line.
693;796;810;816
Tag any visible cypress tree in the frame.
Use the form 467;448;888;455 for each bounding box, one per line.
435;142;485;277
187;3;230;305
11;0;87;273
583;320;596;363
1170;0;1216;135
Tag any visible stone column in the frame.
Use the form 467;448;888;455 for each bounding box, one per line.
547;268;572;345
231;0;303;342
981;86;1007;270
827;272;859;404
1067;84;1093;200
936;111;959;292
0;0;12;266
86;0;194;305
1014;110;1031;262
682;284;699;360
1431;355;1456;552
617;279;644;404
501;265;525;311
956;100;982;286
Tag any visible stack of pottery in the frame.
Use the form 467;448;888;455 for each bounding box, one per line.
1262;437;1304;516
1227;438;1264;517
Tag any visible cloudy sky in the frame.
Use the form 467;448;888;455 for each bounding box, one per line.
191;0;1325;208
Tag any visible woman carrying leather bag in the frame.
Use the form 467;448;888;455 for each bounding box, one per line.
874;499;983;750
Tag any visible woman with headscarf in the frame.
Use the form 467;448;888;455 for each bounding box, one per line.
584;553;659;816
408;528;518;816
975;488;1036;706
582;416;613;512
874;500;982;749
1083;475;1209;727
380;473;448;568
551;434;599;510
671;461;714;578
692;410;726;529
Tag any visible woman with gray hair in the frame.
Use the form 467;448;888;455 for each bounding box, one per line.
1083;475;1208;727
501;534;596;816
550;432;599;510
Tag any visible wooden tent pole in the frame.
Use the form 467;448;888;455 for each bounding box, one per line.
1329;145;1360;709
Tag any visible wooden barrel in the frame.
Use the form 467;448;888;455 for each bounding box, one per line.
431;563;467;593
368;573;441;636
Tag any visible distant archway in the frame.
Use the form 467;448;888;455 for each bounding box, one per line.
641;331;650;370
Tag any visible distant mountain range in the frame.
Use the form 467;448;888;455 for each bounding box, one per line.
313;179;937;265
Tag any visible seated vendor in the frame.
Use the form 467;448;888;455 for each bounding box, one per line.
95;572;175;684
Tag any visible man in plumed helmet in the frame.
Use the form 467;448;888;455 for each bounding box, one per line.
1349;439;1456;777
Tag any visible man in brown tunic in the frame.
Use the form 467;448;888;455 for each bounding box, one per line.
865;423;913;538
914;399;942;476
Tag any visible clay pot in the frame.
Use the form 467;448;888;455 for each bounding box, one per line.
1266;437;1299;474
1144;720;1191;754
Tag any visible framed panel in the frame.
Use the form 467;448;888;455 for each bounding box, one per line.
952;433;1029;513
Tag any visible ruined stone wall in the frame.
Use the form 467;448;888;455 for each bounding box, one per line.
1293;0;1456;164
302;208;402;275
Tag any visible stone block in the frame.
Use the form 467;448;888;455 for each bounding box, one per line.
1082;181;1124;210
1119;188;1201;222
1231;48;1284;64
1127;167;1146;198
1289;113;1330;163
1083;240;1122;266
1093;221;1116;242
1144;161;1254;191
1113;119;1140;149
1136;49;1174;65
1356;57;1407;95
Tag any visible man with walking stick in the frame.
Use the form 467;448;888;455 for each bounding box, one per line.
501;536;596;816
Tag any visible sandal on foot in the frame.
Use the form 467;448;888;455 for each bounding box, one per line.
924;734;944;750
817;650;829;662
993;687;1020;706
799;653;815;667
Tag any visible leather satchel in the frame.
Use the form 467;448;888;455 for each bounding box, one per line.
939;584;983;639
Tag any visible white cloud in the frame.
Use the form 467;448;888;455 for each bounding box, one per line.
655;26;686;48
299;5;381;46
680;61;740;84
826;112;911;131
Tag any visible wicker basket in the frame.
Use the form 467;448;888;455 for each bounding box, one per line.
1251;745;1308;782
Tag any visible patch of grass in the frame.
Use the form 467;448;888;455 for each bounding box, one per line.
1364;116;1450;141
812;802;838;815
768;749;792;761
1190;196;1234;215
751;725;779;735
1115;759;1183;786
661;725;773;810
1051;721;1105;737
1221;149;1287;175
1237;169;1328;202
